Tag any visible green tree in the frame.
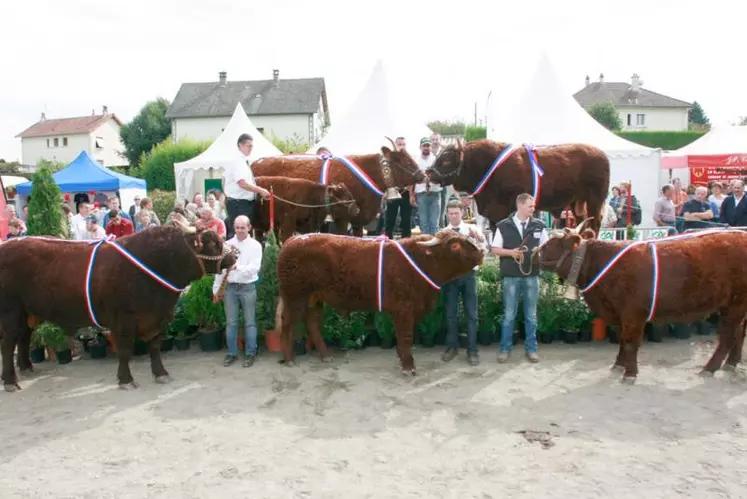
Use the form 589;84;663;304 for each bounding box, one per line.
256;230;280;334
688;101;710;128
465;125;487;142
426;120;465;136
120;98;172;167
135;137;210;191
37;158;67;172
26;167;63;237
587;102;622;131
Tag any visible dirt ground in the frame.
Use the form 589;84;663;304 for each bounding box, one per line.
1;338;746;499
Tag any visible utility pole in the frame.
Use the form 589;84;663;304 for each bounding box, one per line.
474;102;477;126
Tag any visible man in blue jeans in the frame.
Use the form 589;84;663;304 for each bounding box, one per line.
490;193;548;363
441;199;485;365
212;215;263;367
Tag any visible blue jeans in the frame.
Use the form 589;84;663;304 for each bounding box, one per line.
416;191;442;235
444;270;478;353
500;276;539;354
224;282;258;356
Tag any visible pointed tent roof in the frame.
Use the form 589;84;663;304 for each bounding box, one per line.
309;59;433;157
488;52;657;158
662;125;747;168
16;150;146;195
175;102;281;171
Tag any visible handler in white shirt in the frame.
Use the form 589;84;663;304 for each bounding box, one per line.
224;133;271;238
212;215;264;367
441;199;486;366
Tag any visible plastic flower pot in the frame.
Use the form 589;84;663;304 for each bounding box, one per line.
133;338;148;356
420;334;436;347
160;337;174;352
591;318;607;341
89;342;107;359
30;347;46;363
563;329;579;344
56;349;73;365
200;328;224;352
293;339;307;356
579;327;592;342
539;331;554;344
379;336;395;349
477;329;494;346
365;330;381;347
174;337;190;351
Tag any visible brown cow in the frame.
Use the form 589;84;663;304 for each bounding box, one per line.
251;140;425;236
537;223;747;384
427;139;610;236
251;176;360;243
274;229;486;374
0;223;236;392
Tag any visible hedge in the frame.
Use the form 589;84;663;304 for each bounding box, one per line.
465;126;487;142
615;130;707;150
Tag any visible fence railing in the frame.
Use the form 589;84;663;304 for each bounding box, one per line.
597;226;677;241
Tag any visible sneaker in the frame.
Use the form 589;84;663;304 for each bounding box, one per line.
243;355;256;368
467;351;480;366
526;352;540;363
441;348;458;362
223;354;237;367
497;351;510;363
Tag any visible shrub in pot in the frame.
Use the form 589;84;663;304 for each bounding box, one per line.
183;275;226;352
29;329;46;363
88;333;108;359
559;297;590;344
160;336;175;352
475;277;499;346
375;312;396;349
322;305;367;351
37;322;72;365
672;323;694;339
167;298;191;350
536;296;560;345
646;322;667;342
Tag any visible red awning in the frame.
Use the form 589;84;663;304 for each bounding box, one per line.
688;154;747;168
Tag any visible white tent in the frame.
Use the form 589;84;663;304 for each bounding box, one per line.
661;125;747;186
488;52;662;226
309;59;433;157
174;103;282;202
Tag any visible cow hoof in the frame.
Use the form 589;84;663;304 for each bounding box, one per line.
723;364;736;372
285;361;296;368
321;356;333;363
699;369;715;378
155;375;173;384
401;369;416;376
620;376;636;385
610;364;624;372
4;383;20;393
118;382;139;390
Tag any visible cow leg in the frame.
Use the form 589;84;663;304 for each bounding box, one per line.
1;312;23;391
113;329;138;389
305;303;332;363
279;214;295;243
619;322;644;384
393;312;416;375
701;309;743;375
724;320;746;370
611;341;626;372
16;314;33;374
147;334;171;384
280;298;304;366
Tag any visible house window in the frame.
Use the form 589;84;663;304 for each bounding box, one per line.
46;138;50;148
63;137;68;147
257;127;265;135
627;114;632;126
636;114;646;126
54;137;59;147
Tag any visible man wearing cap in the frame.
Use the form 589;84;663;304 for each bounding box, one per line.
413;137;441;235
84;214;106;239
223;133;272;238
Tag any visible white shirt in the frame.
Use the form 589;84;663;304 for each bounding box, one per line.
223;151;257;201
447;221;483;270
414;154;441;193
491;215;549;248
85;226;106;240
212;235;263;294
71;214;88;240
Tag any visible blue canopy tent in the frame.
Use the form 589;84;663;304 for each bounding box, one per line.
16;150;146;213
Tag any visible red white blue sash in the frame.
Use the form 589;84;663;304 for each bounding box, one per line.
472;144;545;202
319;155;384;197
376;237;441;311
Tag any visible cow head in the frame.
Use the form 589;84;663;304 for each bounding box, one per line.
326;182;360;217
537;218;596;279
173;217;237;274
416;227;486;268
426;138;464;185
380;136;425;189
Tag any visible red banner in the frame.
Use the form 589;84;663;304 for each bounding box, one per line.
688;154;747;168
689;166;747;186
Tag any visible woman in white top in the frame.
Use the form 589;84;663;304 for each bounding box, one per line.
708;182;726;210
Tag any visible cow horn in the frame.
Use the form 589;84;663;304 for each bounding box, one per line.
384;136;397;150
575;217;594;233
417;235;441;247
174;217;196;234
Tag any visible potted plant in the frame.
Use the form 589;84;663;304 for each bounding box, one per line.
183;275;226;352
168;299;191;350
257;231;281;352
577;300;594;342
536;297;560;345
672;322;694;339
475;279;498;346
375;312;396;349
88;332;108;359
38;322;72;365
160;335;175;352
646;322;667;342
29;329;46;363
417;303;443;348
560;298;587;344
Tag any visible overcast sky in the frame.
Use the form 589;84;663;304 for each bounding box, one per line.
0;0;742;162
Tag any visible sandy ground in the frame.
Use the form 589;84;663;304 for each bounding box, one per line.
1;337;747;499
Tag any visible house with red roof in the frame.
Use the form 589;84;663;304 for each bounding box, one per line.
15;106;127;167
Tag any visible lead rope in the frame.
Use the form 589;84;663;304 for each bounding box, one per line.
514;246;540;276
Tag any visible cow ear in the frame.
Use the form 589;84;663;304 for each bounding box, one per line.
567;234;583;249
380;146;393;160
580;228;596;240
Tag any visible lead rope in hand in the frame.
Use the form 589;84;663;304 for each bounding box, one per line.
514;246;540;276
263;194;355;209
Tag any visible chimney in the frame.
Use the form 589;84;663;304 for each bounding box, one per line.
599;73;604;83
630;73;643;90
40;112;46;121
585;75;590;86
273;69;279;85
102;105;108;115
219;71;227;85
